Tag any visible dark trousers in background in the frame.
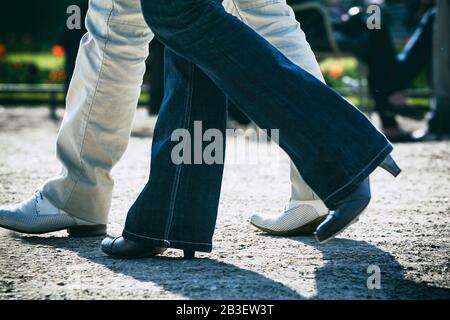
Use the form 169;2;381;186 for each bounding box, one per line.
336;8;435;130
430;0;450;135
367;9;435;129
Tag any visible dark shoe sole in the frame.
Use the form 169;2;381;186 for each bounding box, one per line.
67;225;107;237
0;223;107;237
183;250;196;259
315;208;366;244
251;215;327;237
102;248;196;260
103;251;166;260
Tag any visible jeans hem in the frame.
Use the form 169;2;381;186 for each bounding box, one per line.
123;229;213;253
323;143;393;208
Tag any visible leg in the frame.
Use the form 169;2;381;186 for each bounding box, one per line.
366;26;402;131
42;0;154;225
121;47;227;253
141;0;392;207
104;0;400;255
223;0;329;234
140;0;401;245
367;9;435;136
0;0;154;235
395;9;435;90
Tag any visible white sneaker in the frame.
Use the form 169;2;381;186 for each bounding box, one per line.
0;191;106;236
250;199;329;236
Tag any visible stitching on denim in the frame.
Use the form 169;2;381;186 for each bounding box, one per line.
203;29;319;156
123;231;171;243
202;34;320;195
163;61;195;241
62;0;116;211
228;0;248;23
229;1;320;203
204;31;391;206
109;19;148;28
231;0;283;11
124;229;211;246
323;144;392;203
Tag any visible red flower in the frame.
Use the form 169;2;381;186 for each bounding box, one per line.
329;64;344;79
52;45;65;58
0;44;6;57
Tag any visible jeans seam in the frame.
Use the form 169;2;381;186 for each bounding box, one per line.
163;62;195;241
228;0;248;23
61;0;116;210
323;143;392;203
124;229;211;246
231;0;283;11
109;19;148;28
204;35;389;205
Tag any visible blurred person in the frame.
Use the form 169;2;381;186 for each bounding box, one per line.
282;0;439;141
413;0;450;141
333;0;438;141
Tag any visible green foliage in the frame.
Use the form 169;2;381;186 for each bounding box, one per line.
0;60;47;84
0;0;88;50
0;53;64;84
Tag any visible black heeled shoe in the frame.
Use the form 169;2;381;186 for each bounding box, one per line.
101;236;166;259
101;236;196;259
315;154;401;244
379;154;402;177
183;250;196;259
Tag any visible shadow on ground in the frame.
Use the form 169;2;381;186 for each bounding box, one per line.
17;234;450;300
291;237;450;299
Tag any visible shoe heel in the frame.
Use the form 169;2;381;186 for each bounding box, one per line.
67;225;107;237
380;154;401;177
183;250;196;259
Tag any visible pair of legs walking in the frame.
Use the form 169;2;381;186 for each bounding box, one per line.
46;0;326;226
0;0;399;255
0;0;328;235
108;0;397;255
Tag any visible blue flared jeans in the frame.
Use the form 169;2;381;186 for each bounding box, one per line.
123;0;393;252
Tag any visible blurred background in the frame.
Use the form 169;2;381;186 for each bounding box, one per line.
0;0;448;141
1;0;449;301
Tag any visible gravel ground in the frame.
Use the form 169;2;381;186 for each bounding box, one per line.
0;106;449;300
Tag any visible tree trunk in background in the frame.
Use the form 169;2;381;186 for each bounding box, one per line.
432;0;450;132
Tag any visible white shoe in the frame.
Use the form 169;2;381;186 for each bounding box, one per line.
250;199;329;236
0;191;106;236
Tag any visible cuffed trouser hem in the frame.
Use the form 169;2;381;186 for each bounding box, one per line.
323;144;393;209
122;230;213;253
42;183;109;225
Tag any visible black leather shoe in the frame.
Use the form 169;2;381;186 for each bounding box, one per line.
101;236;167;259
315;178;371;244
315;154;401;244
101;236;197;259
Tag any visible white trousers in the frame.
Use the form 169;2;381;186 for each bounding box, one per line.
42;0;326;224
